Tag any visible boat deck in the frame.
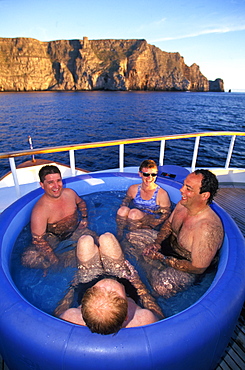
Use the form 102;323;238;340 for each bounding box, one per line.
1;187;244;370
215;187;245;370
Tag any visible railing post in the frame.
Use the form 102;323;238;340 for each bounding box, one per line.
9;157;21;198
225;135;236;169
159;140;165;166
69;150;76;176
191;136;200;172
119;144;124;172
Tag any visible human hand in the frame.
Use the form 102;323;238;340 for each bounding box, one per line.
143;243;161;257
163;256;175;267
41;245;59;265
119;260;140;282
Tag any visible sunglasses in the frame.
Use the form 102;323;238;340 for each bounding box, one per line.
141;172;158;177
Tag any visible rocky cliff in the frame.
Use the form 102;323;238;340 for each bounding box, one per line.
0;37;223;92
209;78;224;92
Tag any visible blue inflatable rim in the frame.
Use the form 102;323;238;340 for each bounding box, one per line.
0;172;244;370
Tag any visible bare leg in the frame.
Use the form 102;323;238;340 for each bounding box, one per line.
116;213;128;240
128;208;145;220
99;232;124;260
127;209;152;231
76;235;104;283
117;206;130;218
116;206;145;238
99;232;129;277
76;235;99;264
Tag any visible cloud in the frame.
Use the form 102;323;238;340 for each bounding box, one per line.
153;18;167;26
135;17;167;33
150;24;245;42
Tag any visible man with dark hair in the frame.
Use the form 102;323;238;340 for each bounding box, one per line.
21;165;92;269
38;164;61;183
117;159;171;238
143;169;224;283
194;169;219;204
57;232;163;334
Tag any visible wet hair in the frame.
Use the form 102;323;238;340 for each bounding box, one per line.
81;285;128;335
194;169;219;204
39;165;61;183
139;159;157;172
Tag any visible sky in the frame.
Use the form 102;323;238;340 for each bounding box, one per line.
0;0;244;91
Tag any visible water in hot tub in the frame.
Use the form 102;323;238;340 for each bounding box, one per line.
11;191;216;318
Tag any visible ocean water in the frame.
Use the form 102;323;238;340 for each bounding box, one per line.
0;91;244;177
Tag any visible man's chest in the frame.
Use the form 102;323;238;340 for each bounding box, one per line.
171;215;196;250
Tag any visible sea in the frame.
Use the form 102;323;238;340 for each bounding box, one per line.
0;91;244;177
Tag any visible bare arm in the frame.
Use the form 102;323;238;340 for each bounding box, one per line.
164;257;206;274
28;201;62;265
147;187;171;226
120;185;137;207
54;283;76;317
155;219;172;244
158;188;171;209
143;207;171;229
77;197;88;228
121;194;132;207
121;260;164;319
31;201;49;237
165;220;223;274
143;219;172;257
142;246;209;274
29;201;56;256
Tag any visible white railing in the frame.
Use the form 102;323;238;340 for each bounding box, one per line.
0;131;244;194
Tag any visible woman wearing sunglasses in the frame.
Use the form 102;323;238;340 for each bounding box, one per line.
117;160;171;240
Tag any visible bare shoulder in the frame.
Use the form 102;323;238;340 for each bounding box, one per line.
134;307;159;326
63;188;77;197
33;193;46;207
31;195;48;216
62;188;81;202
200;208;223;229
158;187;171;206
60;307;85;326
191;210;224;268
126;299;158;327
195;210;224;244
127;184;138;197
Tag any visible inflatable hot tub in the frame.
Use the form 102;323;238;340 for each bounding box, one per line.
0;172;244;370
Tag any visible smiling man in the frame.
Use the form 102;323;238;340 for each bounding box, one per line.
143;169;224;278
21;165;90;269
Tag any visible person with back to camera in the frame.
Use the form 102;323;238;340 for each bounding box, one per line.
116;159;171;239
55;232;164;334
21;165;96;269
140;169;224;297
